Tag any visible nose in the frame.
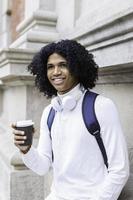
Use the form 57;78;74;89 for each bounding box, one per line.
53;66;61;75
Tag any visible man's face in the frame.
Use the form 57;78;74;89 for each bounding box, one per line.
47;53;78;94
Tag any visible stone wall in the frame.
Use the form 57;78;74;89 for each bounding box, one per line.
0;0;133;199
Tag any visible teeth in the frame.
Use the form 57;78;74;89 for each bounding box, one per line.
53;78;64;84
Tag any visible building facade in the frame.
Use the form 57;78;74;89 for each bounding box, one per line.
0;0;133;199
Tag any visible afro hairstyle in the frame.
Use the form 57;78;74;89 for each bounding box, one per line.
28;39;99;98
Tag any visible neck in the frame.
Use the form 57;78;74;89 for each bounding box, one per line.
58;83;85;100
58;82;79;95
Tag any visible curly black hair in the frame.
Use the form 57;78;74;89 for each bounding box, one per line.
28;39;99;97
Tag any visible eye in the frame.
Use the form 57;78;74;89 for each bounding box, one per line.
58;62;68;68
47;64;53;70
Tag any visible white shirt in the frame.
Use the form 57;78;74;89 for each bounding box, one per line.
22;84;129;200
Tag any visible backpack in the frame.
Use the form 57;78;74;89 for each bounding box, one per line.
47;90;108;168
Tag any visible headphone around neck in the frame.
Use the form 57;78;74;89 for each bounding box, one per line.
51;88;84;112
51;96;77;112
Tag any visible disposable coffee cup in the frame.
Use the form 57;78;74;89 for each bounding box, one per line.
16;120;34;146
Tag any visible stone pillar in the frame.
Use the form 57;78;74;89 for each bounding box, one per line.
10;0;59;49
0;48;51;200
0;48;48;130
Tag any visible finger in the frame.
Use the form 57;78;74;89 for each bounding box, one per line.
14;140;25;145
11;123;17;129
13;130;25;135
14;135;27;140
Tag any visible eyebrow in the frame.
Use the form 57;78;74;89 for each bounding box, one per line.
47;61;67;65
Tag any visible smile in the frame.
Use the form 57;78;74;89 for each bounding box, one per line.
51;77;65;85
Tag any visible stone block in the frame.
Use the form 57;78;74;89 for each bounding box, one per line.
0;154;11;200
10;170;44;200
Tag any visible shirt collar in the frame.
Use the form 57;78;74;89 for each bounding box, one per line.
57;84;85;101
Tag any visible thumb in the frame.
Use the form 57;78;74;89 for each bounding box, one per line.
11;123;16;129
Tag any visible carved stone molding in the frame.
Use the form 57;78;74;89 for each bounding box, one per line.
0;48;36;82
71;8;133;49
10;10;59;49
98;62;133;84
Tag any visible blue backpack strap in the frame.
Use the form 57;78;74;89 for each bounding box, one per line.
82;90;108;168
47;107;56;161
47;107;56;138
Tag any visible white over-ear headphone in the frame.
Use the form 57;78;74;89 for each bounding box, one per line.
51;86;85;112
51;96;77;112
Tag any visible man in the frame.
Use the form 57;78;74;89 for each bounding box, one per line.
12;39;129;200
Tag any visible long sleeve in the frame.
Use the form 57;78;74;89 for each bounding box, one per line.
95;96;129;200
22;106;52;176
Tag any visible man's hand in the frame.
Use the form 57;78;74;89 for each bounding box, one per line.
11;123;32;154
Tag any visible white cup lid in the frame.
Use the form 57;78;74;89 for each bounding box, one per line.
16;120;34;127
